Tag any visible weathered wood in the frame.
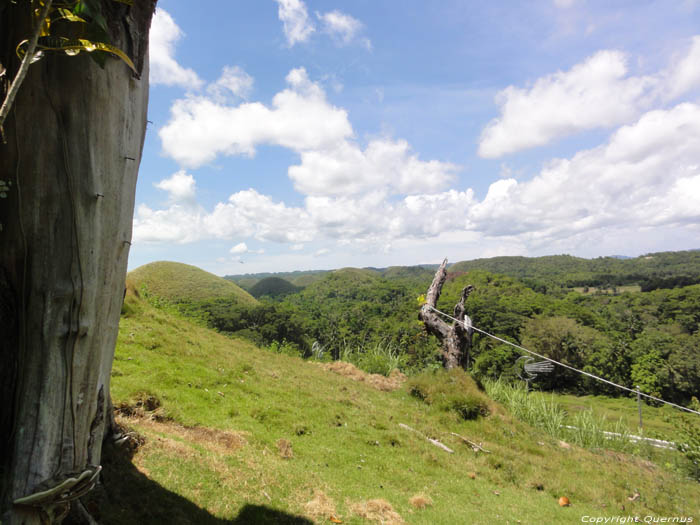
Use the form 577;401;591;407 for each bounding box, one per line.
399;423;454;454
418;259;474;369
0;2;156;523
450;432;491;453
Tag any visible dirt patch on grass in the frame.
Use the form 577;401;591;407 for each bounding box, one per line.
350;499;405;524
322;362;406;391
304;490;337;523
116;413;248;455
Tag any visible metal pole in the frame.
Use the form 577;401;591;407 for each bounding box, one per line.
636;385;643;432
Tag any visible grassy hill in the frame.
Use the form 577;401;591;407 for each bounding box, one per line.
103;291;700;524
249;277;302;299
128;261;257;305
226;270;331;290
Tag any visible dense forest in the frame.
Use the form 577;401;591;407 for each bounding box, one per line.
169;251;700;406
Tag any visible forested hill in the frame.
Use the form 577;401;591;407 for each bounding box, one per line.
449;250;700;291
227;250;700;293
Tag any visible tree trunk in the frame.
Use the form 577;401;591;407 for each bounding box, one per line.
418;259;474;369
0;1;156;523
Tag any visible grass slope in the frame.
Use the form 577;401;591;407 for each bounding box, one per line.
108;294;700;524
128;261;257;305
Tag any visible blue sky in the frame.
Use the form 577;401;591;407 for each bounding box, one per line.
129;0;700;275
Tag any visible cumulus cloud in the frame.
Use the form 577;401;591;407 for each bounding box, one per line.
207;66;254;101
470;103;700;240
159;68;352;167
478;50;652;158
478;36;700;158
289;139;458;196
317;10;371;49
138;103;700;256
149;9;203;89
275;0;314;46
160;68;457;196
154;170;196;203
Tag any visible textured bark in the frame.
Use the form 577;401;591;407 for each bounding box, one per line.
418;259;474;369
0;1;156;523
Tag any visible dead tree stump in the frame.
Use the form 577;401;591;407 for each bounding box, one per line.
418;259;474;369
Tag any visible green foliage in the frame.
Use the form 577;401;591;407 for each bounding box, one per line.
676;414;700;481
408;369;490;420
520;316;612;392
198;300;311;357
449;250;700;291
282;268;440;370
472;343;522;383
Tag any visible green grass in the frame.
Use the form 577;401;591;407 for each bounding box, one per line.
127;261;257;305
530;391;681;441
107;293;700;524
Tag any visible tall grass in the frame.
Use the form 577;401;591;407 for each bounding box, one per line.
484;379;565;436
484;379;633;452
337;339;405;376
566;410;632;452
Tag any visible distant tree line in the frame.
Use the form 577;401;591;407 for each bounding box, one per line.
169;254;700;406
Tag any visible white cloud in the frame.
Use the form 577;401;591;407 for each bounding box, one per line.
317;10;371;49
138;103;700;257
149;9;203;89
132;203;204;244
314;248;330;257
160;68;457;197
290;244;305;251
154;170;196;203
664;36;700;100
479;50;652;158
275;0;314;46
478;37;700;158
470;103;700;240
159;68;352;167
207;66;254;101
289;139;458;196
230;242;248;254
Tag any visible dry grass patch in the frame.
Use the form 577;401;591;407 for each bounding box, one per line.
408;493;433;509
350;499;405;524
303;490;337;523
322;362;406;391
116;413;247;455
276;438;294;459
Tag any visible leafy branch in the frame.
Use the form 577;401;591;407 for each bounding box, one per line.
0;0;135;140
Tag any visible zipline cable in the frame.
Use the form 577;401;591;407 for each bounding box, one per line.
426;304;700;417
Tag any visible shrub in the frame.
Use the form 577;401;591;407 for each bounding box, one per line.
407;369;490;420
676;416;700;481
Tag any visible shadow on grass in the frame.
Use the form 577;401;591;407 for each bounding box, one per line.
65;438;312;525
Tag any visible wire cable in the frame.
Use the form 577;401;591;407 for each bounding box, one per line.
426;304;700;417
